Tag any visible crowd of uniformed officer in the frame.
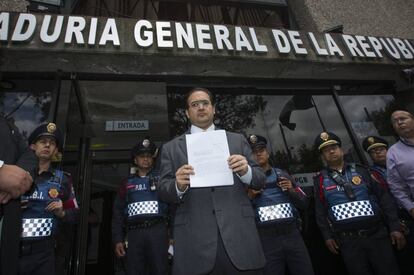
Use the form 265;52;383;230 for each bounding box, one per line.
2;121;413;275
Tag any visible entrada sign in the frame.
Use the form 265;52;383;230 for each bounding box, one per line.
105;120;149;131
1;12;413;62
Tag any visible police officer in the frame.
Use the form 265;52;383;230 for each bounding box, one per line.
19;122;78;275
362;136;389;190
112;138;169;275
314;131;405;275
362;135;414;275
247;134;314;275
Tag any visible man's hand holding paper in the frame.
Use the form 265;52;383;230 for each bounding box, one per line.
186;130;235;188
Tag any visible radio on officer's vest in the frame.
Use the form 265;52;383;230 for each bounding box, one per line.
330;171;356;200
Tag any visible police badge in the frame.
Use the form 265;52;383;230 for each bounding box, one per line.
249;135;258;144
48;188;59;199
320;132;329;141
142;139;150;148
352;176;362;185
368;137;375;145
47;122;57;133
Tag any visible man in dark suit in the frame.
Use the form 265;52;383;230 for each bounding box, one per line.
158;88;266;275
0;116;37;275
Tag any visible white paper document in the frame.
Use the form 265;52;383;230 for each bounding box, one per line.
186;130;234;188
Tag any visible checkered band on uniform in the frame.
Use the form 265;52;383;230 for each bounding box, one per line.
258;203;294;222
21;218;53;238
128;200;159;217
331;200;375;221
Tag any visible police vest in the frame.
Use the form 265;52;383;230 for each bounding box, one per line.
253;168;297;226
125;173;167;224
321;165;380;227
21;170;63;240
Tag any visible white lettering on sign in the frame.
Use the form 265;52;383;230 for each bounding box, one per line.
250;27;267;52
367;36;383;58
196;24;213;50
380;37;401;59
175;22;195;49
99;18;120;46
105;120;149;131
88;17;98;45
214;25;233;50
235;26;253;51
2;12;414;64
288;30;307;55
0;12;10;41
342;34;365;57
64;16;86;44
156;21;173;48
272;29;291;54
393;38;413;60
307;32;329;56
324;33;344;57
40;15;64;43
134;19;153;47
11;13;36;42
355;35;376;58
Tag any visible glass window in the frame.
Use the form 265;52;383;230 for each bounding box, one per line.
338;94;397;162
78;81;169;154
0;79;53;139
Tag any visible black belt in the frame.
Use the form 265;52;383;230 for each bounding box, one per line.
258;222;297;236
128;218;165;230
336;226;384;238
20;239;54;256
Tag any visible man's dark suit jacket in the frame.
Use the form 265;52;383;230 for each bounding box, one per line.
159;129;266;275
0;117;37;275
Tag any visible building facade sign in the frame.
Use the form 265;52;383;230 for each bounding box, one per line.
1;12;414;64
105;120;149;131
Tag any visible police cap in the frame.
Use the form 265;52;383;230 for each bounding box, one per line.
314;131;341;151
28;122;63;149
247;134;267;150
131;137;158;158
362;136;388;152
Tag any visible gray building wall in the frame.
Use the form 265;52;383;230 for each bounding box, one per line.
0;0;28;12
289;0;414;39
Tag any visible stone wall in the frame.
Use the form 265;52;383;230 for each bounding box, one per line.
289;0;414;39
0;0;28;12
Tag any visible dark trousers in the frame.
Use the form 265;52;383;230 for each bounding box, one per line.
18;239;55;275
126;222;169;275
1;200;21;275
260;228;314;275
208;232;263;275
338;228;400;275
396;219;414;275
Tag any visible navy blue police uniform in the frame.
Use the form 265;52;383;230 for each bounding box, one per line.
362;135;414;275
362;136;389;191
112;138;169;275
248;135;314;275
19;123;78;275
314;132;401;275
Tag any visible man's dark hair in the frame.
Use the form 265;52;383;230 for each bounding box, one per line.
390;106;414;121
184;87;215;109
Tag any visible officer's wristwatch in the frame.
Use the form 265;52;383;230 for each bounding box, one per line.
0;160;4;170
